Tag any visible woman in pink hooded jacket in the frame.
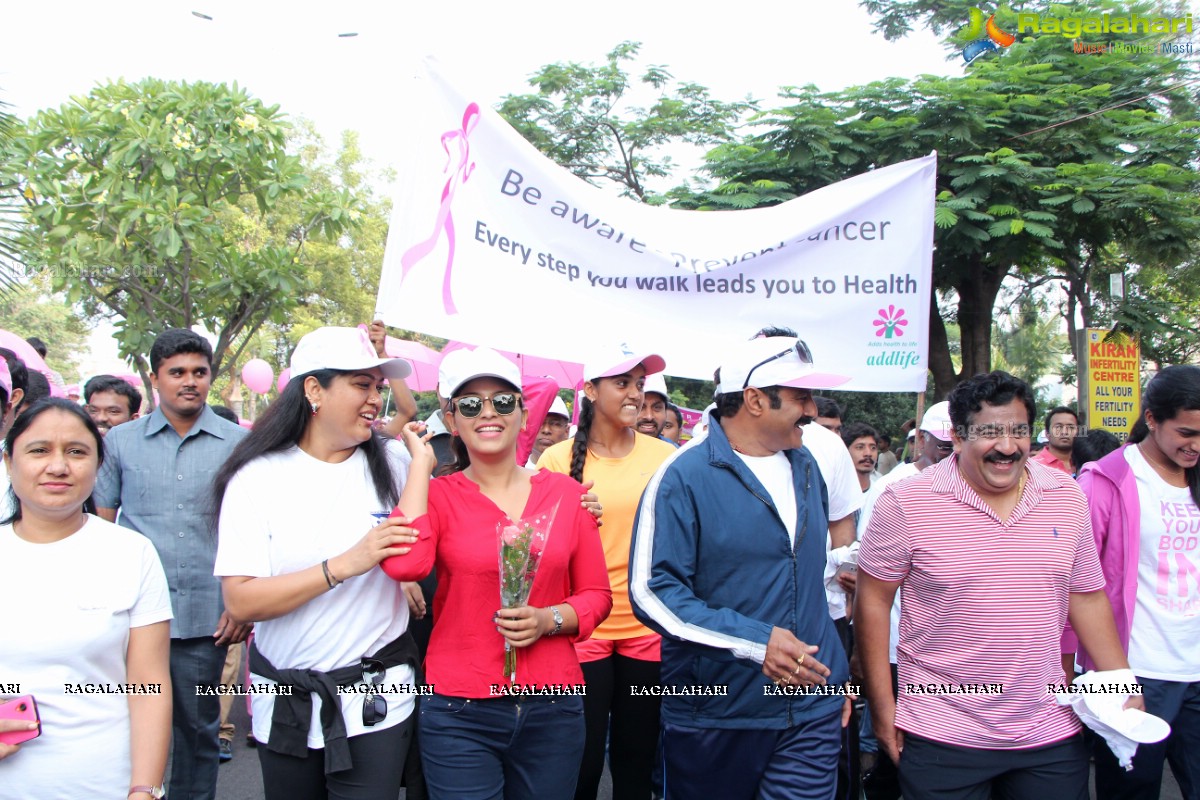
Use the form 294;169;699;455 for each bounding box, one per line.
1077;365;1200;800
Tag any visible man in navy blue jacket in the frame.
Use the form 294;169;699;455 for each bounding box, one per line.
630;335;853;800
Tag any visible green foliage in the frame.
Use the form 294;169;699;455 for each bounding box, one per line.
0;278;92;376
858;0;986;41
0;92;22;294
231;123;395;380
663;376;715;411
990;291;1069;403
828;385;933;441
1107;262;1200;368
674;0;1200;398
1;78;362;383
497;42;754;201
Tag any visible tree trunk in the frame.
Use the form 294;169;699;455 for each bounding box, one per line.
134;355;155;412
927;295;957;401
954;256;1008;382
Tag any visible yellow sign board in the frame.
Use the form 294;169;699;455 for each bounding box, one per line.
1084;329;1140;441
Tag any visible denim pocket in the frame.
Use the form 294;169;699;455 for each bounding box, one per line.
420;694;471;715
550;696;584;716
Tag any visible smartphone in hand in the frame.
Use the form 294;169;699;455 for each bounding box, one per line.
0;696;42;745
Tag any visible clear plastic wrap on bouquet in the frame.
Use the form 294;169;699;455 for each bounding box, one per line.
497;502;559;681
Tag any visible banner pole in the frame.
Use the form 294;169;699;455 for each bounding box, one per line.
913;391;926;458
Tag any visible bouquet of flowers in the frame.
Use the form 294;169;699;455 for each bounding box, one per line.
497;502;559;681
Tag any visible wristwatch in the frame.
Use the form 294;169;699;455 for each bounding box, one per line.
548;606;564;636
129;786;165;799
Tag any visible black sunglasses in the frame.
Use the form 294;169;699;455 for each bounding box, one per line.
452;392;519;418
361;658;387;727
742;340;815;390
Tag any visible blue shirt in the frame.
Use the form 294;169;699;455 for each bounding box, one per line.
94;405;247;639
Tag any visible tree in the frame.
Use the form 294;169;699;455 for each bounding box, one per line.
1108;261;1200;369
829;385;932;441
2;78;361;390
497;41;754;202
990;291;1069;402
0;92;22;294
675;0;1200;398
0;278;92;376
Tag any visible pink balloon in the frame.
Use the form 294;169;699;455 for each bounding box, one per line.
241;358;275;395
276;367;291;393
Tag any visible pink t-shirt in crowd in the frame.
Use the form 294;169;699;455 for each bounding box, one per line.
1032;445;1073;474
859;456;1105;750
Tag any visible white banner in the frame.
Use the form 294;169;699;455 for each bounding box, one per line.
378;62;935;390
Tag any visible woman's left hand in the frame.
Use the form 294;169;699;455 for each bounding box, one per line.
494;606;549;648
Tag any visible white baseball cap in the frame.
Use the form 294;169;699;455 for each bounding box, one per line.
919;401;953;442
643;372;670;402
716;336;849;394
581;345;665;386
547;396;570;418
438;347;522;397
290;327;412;381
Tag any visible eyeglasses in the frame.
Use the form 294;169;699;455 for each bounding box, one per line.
451;392;519;418
743;340;814;390
543;417;569;430
361;658;387;727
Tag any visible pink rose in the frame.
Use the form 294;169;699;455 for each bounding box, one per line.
501;525;522;547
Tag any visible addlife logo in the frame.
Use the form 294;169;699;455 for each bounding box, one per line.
866;305;920;370
962;7;1016;62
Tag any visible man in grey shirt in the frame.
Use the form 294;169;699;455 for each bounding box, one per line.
95;328;250;800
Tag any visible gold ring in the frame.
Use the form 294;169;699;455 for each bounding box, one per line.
792;664;801;675
797;654;806;668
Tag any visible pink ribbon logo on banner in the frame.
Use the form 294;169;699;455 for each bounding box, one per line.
400;102;481;314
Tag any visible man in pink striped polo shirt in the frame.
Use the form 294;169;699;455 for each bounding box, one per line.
856;371;1140;800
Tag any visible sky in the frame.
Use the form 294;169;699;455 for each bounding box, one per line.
1;0;961;378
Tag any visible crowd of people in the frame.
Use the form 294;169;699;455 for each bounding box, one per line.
0;324;1197;800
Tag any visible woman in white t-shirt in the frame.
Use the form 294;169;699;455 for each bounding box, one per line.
213;327;426;800
1078;365;1200;800
0;398;172;800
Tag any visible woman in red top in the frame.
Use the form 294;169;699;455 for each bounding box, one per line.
383;347;611;800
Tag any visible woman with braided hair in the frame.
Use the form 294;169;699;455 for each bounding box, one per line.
537;347;677;800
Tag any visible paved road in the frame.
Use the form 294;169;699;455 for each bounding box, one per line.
215;700;1178;799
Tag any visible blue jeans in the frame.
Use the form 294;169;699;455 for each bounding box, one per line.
168;636;228;800
1095;676;1200;800
419;693;585;800
661;711;841;800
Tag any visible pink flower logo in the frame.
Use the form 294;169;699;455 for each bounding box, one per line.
873;306;908;339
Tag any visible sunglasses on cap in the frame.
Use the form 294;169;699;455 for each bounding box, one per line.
743;340;815;390
451;392;520;418
361;658;387;727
